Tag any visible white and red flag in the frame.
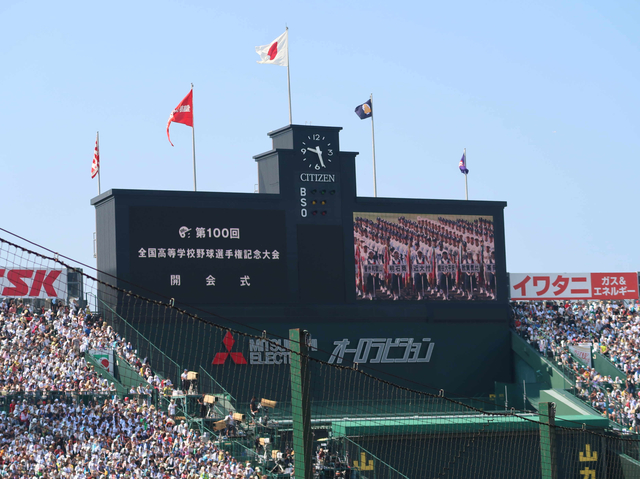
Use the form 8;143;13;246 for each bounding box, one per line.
167;89;193;146
255;30;288;66
91;133;99;178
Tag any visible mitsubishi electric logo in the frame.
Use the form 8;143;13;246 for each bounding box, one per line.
211;331;248;365
212;333;433;366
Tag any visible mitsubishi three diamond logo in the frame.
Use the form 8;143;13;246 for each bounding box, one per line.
211;331;248;365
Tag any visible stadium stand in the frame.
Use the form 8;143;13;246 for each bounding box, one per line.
513;300;640;430
2;234;640;478
0;304;265;478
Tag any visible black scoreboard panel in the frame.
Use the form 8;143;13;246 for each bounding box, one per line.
128;206;287;304
297;225;345;303
93;124;509;310
92;123;512;397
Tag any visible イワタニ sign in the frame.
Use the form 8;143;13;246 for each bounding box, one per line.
510;272;639;301
0;269;66;298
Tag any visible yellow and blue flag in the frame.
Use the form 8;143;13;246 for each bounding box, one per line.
355;99;373;119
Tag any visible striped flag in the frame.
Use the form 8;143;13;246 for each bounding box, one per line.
91;133;99;179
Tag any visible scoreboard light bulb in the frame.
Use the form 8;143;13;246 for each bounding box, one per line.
312;200;317;205
312;210;318;216
330;190;336;195
321;200;326;205
320;190;326;195
321;211;327;216
311;189;317;194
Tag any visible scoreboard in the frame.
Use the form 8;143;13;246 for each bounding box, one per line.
129;207;287;303
92;123;512;397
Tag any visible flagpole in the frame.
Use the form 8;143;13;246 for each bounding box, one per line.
370;93;378;197
191;83;197;192
464;148;468;200
286;27;292;124
94;130;100;264
96;131;101;195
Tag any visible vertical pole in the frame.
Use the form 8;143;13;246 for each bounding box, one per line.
191;83;197;192
286;27;292;125
464;148;468;200
523;380;527;411
289;328;312;479
95;131;100;265
539;402;558;479
370;93;378;197
505;385;508;411
96;131;101;195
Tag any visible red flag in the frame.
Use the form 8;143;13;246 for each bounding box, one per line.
167;89;193;146
91;133;99;179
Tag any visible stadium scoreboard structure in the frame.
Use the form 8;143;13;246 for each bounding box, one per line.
92;124;512;396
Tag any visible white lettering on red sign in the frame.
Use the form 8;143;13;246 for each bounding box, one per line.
0;269;66;298
510;272;639;300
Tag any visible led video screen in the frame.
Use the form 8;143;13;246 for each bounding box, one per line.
354;212;496;301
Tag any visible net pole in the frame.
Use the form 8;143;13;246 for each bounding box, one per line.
289;328;312;479
539;402;558;479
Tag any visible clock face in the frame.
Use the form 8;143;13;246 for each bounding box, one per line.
300;133;335;170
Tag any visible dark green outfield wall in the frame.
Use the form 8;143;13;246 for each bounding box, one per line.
112;303;513;403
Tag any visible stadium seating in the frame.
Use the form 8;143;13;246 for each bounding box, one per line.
0;299;264;478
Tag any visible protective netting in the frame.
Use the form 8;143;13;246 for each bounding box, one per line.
1;232;640;479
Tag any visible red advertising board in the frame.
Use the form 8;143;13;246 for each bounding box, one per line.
510;272;639;301
0;269;66;298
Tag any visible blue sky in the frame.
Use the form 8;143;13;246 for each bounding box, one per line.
1;0;638;274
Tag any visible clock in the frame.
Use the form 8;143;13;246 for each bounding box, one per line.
300;133;335;170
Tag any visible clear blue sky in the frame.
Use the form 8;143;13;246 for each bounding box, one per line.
1;0;638;274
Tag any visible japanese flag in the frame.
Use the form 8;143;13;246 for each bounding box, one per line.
255;30;288;66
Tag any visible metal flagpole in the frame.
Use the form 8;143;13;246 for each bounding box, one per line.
370;93;378;197
191;83;197;191
94;131;100;262
286;27;292;124
96;131;101;195
464;148;468;201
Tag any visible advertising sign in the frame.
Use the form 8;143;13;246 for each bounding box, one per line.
354;213;496;301
569;343;592;367
0;268;66;298
510;272;639;300
89;348;114;375
129;207;288;303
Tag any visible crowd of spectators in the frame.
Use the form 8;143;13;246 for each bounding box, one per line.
0;298;178;397
0;298;267;478
513;299;640;430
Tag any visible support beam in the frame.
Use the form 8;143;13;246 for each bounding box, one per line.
539;402;558;479
289;328;313;479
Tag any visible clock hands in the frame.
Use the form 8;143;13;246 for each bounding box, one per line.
316;147;325;168
306;146;325;168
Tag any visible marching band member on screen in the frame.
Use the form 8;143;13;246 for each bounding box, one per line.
390;249;403;300
437;249;452;300
484;246;496;299
413;249;428;300
461;250;476;299
365;249;379;300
